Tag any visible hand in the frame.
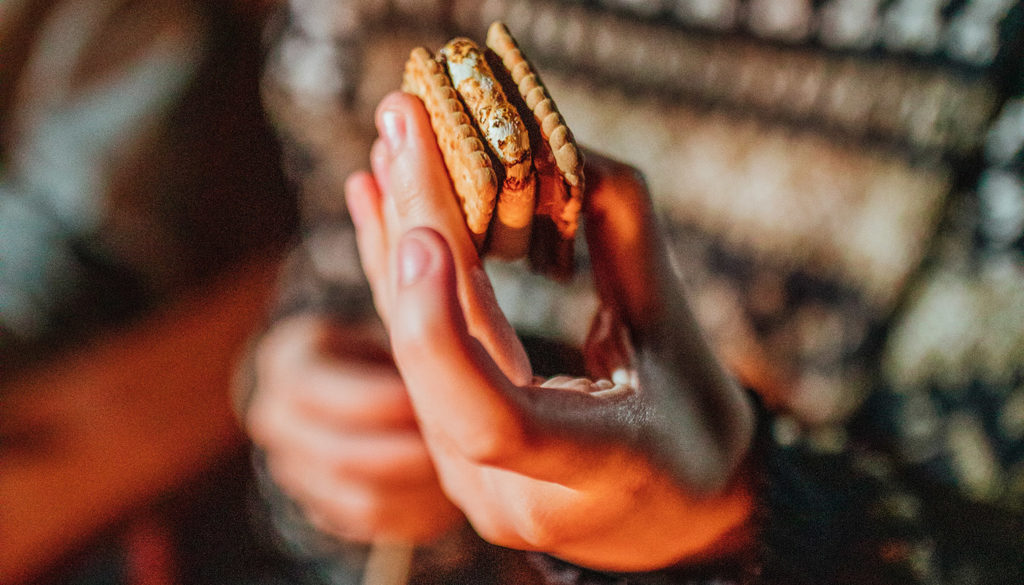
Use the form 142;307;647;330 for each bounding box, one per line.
245;315;464;544
581;151;755;494
349;91;756;572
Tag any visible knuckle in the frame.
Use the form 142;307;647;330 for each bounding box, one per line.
452;419;529;467
391;309;436;356
247;390;306;450
265;458;306;502
244;397;278;446
343;494;388;534
456;430;508;466
392;184;432;218
599;168;650;212
602;156;647;193
468;496;559;551
469;516;522;550
623;165;649;193
514;502;559;550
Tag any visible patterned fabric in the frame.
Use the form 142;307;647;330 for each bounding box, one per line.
256;1;1024;583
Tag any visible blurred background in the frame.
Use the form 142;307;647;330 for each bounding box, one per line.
2;1;1022;584
1;0;297;583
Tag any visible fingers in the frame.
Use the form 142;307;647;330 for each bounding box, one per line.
269;451;462;543
251;316;414;429
288;362;415;431
581;151;669;335
581;152;754;489
388;228;530;465
346;168;391;324
248;317;418;466
375;92;477;269
248;315;464;543
386;228;640;485
269;424;438;489
371;91;531;385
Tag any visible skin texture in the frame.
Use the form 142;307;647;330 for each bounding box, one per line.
247;91;756;572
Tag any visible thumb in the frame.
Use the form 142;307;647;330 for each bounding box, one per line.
389;228;648;483
581;152;668;334
581;152;718;364
388;228;527;455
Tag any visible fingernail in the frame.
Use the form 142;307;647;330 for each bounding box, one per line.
380;109;406;152
399;234;431;286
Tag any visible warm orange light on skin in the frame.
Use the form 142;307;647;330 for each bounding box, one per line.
304;91;761;573
540;460;756;573
583;157;665;334
583;152;754;490
373;94;533;387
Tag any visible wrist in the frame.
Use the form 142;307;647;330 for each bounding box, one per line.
648;465;757;571
533;496;755;585
550;463;756;574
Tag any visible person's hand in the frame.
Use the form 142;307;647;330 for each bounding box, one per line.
245;315;464;544
348;91;756;572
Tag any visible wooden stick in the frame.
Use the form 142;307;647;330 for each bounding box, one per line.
362;541;414;585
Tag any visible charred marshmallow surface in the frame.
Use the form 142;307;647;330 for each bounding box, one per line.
441;40;530;171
